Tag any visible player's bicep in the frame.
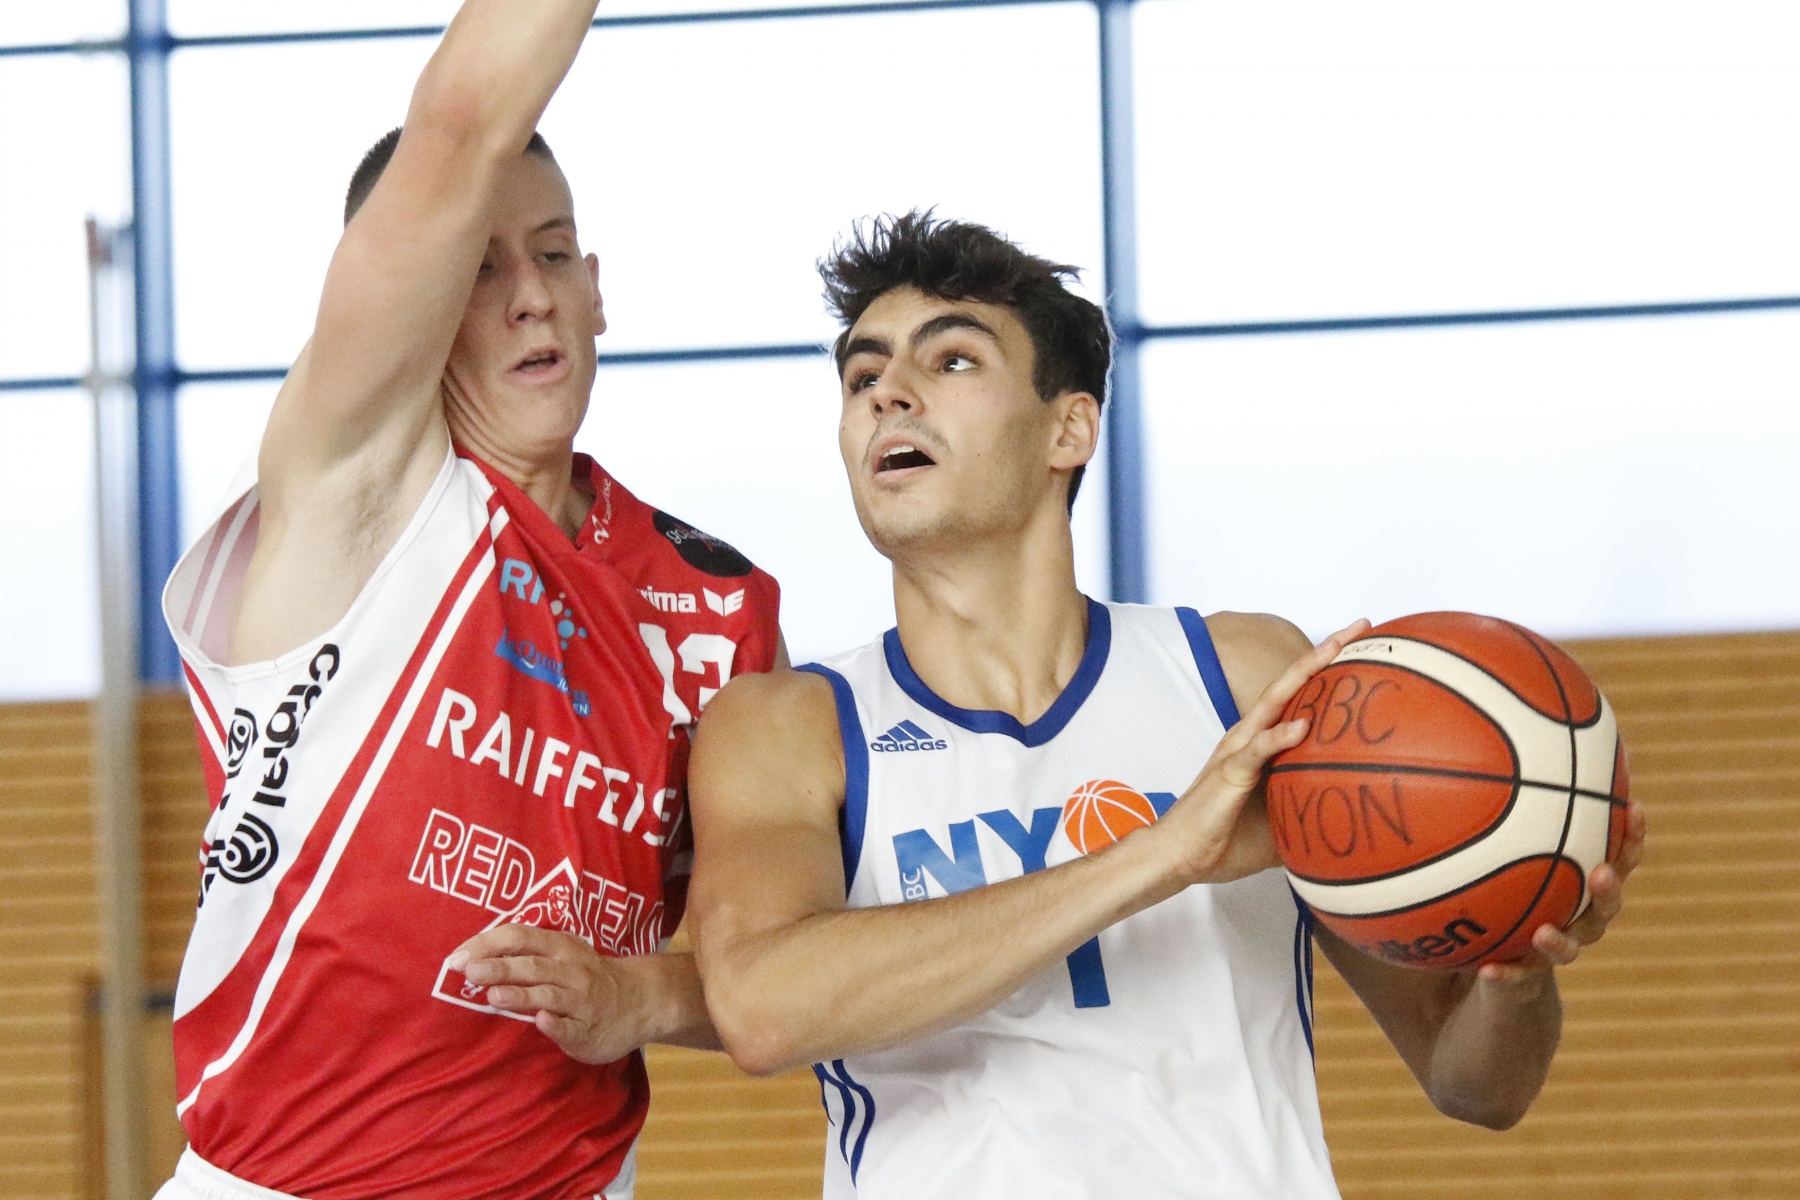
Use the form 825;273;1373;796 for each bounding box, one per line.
688;672;848;955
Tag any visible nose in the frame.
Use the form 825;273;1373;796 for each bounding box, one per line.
866;364;917;418
508;260;555;325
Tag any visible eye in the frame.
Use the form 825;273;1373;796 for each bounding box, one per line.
850;369;881;393
541;250;571;264
942;353;975;373
477;260;496;278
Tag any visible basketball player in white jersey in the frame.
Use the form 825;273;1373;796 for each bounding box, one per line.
687;212;1645;1198
154;2;785;1196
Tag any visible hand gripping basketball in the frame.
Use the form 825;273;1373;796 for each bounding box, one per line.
1478;800;1646;984
1155;620;1373;888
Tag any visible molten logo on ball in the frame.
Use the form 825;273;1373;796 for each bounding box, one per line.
1269;612;1630;971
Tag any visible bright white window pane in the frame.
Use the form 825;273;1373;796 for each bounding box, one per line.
169;5;1102;370
1136;1;1800;325
167;0;946;38
0;390;100;699
169;38;435;372
179;380;279;547
548;5;1102;353
576;355;889;664
0;53;130;380
577;355;1108;664
0;2;124;45
1142;313;1800;641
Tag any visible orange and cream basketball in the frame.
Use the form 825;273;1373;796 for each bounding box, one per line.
1267;612;1629;971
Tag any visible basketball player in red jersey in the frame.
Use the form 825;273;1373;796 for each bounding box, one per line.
685;214;1647;1197
156;3;780;1197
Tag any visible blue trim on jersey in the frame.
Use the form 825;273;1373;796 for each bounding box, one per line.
797;663;869;894
1175;608;1241;728
834;1059;877;1179
814;1060;875;1182
881;597;1112;747
1290;887;1317;1059
1065;937;1113;1008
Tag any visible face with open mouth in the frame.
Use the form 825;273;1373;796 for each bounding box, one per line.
444;152;605;453
838;286;1091;556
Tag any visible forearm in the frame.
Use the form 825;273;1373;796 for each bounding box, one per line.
627;951;721;1052
705;831;1181;1076
410;0;600;152
1425;972;1562;1129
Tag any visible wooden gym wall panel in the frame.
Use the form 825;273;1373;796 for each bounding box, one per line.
0;695;195;1200
1317;630;1800;1200
0;701;96;1200
4;630;1795;1199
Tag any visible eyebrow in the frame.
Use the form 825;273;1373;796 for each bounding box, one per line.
841;311;1000;374
842;335;891;365
534;216;576;235
910;312;999;347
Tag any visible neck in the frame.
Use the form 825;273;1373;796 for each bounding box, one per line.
889;507;1088;726
461;431;591;541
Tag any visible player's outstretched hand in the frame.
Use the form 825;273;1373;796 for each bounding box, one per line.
448;925;649;1064
1476;801;1647;985
1158;619;1372;887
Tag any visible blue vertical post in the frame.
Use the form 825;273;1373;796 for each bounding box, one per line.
130;0;182;682
1097;0;1145;603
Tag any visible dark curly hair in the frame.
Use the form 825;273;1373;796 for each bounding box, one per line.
820;210;1112;508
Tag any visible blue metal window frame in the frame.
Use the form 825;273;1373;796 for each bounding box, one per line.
8;0;1800;679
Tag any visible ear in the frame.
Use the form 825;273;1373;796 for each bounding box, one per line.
587;252;606;336
1048;391;1101;473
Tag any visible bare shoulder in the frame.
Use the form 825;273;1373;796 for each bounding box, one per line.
690;668;844;818
1204;610;1314;718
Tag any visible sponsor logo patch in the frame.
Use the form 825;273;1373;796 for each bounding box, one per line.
653;511;753;578
870;720;947;753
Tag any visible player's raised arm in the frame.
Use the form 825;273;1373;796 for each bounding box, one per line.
276;0;599;473
237;0;601;663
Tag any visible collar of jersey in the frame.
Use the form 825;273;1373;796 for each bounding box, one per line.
881;597;1111;747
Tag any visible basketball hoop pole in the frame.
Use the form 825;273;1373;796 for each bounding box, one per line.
86;215;149;1200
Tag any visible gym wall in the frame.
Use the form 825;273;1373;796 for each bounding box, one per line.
0;630;1794;1199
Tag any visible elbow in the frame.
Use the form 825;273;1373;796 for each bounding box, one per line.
706;987;807;1079
1429;1084;1536;1132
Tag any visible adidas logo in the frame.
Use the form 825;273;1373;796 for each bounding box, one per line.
703;587;745;617
869;720;948;753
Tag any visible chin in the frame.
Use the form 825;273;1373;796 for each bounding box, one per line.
862;507;973;559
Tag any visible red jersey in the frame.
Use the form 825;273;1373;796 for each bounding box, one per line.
161;448;779;1198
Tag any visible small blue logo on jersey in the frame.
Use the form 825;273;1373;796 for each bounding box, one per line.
870;720;947;753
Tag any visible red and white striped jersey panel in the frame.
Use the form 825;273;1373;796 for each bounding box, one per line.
161;447;779;1199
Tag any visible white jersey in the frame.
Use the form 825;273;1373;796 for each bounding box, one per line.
800;600;1340;1200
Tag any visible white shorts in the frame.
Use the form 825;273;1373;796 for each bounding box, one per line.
153;1149;304;1200
152;1145;639;1199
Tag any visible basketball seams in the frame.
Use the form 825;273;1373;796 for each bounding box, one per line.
1332;641;1573;788
1288;783;1589;915
1505;619;1603;728
1279;617;1620;968
1267;760;1625;806
1506;627;1590;930
1302;853;1581;922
